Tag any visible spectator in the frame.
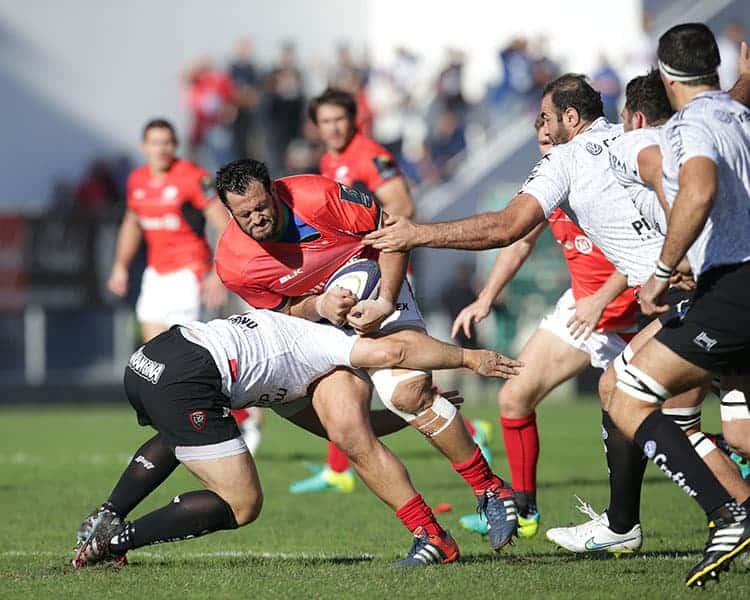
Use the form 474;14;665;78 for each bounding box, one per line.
718;22;747;90
486;38;535;114
264;42;306;175
442;262;481;350
425;107;466;181
592;57;622;122
74;160;117;216
229;38;262;158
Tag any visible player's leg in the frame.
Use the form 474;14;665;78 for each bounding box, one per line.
367;328;517;551
232;407;264;455
720;374;750;461
288;441;356;494
310;368;459;565
609;337;750;586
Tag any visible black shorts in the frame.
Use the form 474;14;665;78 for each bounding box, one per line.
655;262;750;374
123;327;240;448
636;286;693;331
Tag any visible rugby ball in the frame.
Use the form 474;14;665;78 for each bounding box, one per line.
324;258;381;301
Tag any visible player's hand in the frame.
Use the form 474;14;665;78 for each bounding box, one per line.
107;263;129;297
202;271;228;310
638;274;670;317
567;294;606;340
316;286;358;326
451;298;492;339
346;297;395;334
669;269;696;291
466;349;523;379
739;41;750;78
363;215;420;253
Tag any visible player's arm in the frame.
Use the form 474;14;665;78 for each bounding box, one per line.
637;145;670;220
107;210;142;297
639;156;717;316
452;222;546;339
365;194;547;252
350;332;523;378
567;270;629;340
374;176;414;219
729;41;750;107
286;290;358;326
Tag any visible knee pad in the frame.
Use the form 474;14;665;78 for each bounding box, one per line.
369;368;428;421
720;389;750;422
616;364;671;404
613;344;635;376
662;406;702;433
687;431;716;459
411;393;458;438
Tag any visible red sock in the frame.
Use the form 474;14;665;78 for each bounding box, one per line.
395;494;444;536
327;441;350;473
231;408;250;425
463;416;476;437
452;445;502;495
500;413;539;493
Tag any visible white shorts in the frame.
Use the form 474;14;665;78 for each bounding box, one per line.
539;289;629;370
136;266;202;326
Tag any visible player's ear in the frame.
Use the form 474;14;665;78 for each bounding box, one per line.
564;106;580;128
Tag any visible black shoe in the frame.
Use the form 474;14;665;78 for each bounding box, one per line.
685;503;750;588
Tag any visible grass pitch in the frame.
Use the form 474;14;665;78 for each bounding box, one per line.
1;398;747;598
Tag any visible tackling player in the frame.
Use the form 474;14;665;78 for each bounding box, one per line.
107;119;261;454
73;307;520;568
454;116;639;540
214;160;520;562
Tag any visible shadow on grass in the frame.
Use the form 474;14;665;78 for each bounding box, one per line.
456;548;698;565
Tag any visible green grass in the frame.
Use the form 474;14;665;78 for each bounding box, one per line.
1;398;747;598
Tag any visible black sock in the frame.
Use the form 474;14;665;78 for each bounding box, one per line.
634;410;732;516
110;490;239;552
514;491;537;516
602;410;647;534
106;434;179;518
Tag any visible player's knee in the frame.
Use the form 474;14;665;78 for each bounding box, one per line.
498;381;536;419
326;422;374;463
598;365;617;411
223;486;263;527
723;422;750;457
390;373;433;415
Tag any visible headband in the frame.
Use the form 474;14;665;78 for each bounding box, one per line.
658;59;716;82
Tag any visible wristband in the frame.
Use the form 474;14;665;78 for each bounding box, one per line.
654;260;673;281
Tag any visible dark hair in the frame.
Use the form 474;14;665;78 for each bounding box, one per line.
534;114;545;131
658;23;720;87
625;69;675;125
215;159;271;205
308;87;357;125
542;73;604;123
142;118;178;143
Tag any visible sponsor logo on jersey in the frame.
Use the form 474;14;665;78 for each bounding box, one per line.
228;314;258;329
585;142;603;156
574;235;593;254
127;347;165;384
139;214;181;231
162;185;179;202
713;109;732;124
693;331;718;351
338;183;373;208
279;268;303;284
334;165;350;184
189;410;207;431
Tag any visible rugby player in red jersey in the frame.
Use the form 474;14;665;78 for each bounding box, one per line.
453;117;639;539
289;88;417;494
214;159;522;563
107;119;261;453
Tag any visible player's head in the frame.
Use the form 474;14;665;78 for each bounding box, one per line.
622;69;675;131
308;87;358;152
540;74;604;144
657;23;720;106
141;119;177;172
534;115;552;157
216;159;280;241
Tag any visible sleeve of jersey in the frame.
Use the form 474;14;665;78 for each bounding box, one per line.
322;180;381;234
190;167;218;210
367;150;401;190
671;120;719;166
519;151;571;218
292;320;357;371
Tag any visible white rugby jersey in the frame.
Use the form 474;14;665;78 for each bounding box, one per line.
178;310;356;409
608;127;668;234
520;118;663;285
660;91;750;277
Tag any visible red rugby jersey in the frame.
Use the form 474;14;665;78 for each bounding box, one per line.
547;208;638;331
215;175;380;309
319;132;400;192
127;159;215;275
